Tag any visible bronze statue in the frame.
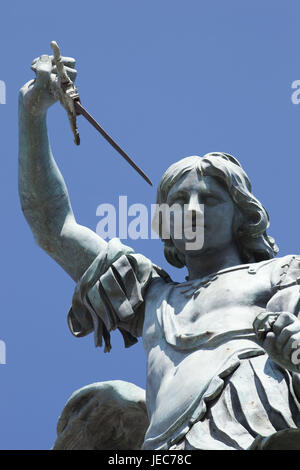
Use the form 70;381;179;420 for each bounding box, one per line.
19;50;300;450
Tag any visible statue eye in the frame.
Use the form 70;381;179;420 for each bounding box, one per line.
203;195;220;206
169;193;187;205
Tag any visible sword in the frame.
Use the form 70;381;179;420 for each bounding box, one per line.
50;41;152;187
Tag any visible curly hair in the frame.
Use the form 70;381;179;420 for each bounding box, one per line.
152;152;278;268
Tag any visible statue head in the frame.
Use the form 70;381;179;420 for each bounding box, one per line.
152;152;278;268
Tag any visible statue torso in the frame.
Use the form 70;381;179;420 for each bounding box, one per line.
141;258;280;448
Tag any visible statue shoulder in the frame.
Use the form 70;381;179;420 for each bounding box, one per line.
250;254;300;289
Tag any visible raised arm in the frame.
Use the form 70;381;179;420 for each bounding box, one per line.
18;54;107;282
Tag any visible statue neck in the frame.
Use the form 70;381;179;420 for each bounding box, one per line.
185;243;243;281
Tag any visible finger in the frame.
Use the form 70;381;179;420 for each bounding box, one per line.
272;312;296;335
31;64;77;85
253;311;279;334
263;331;277;355
31;55;52;72
253;311;270;333
51;65;77;83
275;323;300;350
32;55;76;68
33;55;52;89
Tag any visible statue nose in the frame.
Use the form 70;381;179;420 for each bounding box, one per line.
187;196;204;214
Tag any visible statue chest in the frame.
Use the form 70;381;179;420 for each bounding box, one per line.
143;263;274;351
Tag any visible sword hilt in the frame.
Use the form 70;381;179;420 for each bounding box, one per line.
50;41;80;145
51;41;72;86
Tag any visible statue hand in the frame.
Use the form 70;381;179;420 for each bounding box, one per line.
253;311;300;372
19;54;77;116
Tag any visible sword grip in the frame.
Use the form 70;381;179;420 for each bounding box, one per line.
51;41;71;86
50;41;80;146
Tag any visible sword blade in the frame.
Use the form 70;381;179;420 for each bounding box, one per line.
74;101;152;186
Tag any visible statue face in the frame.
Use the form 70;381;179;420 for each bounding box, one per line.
166;169;236;256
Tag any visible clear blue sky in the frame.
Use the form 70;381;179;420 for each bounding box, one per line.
1;0;300;449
